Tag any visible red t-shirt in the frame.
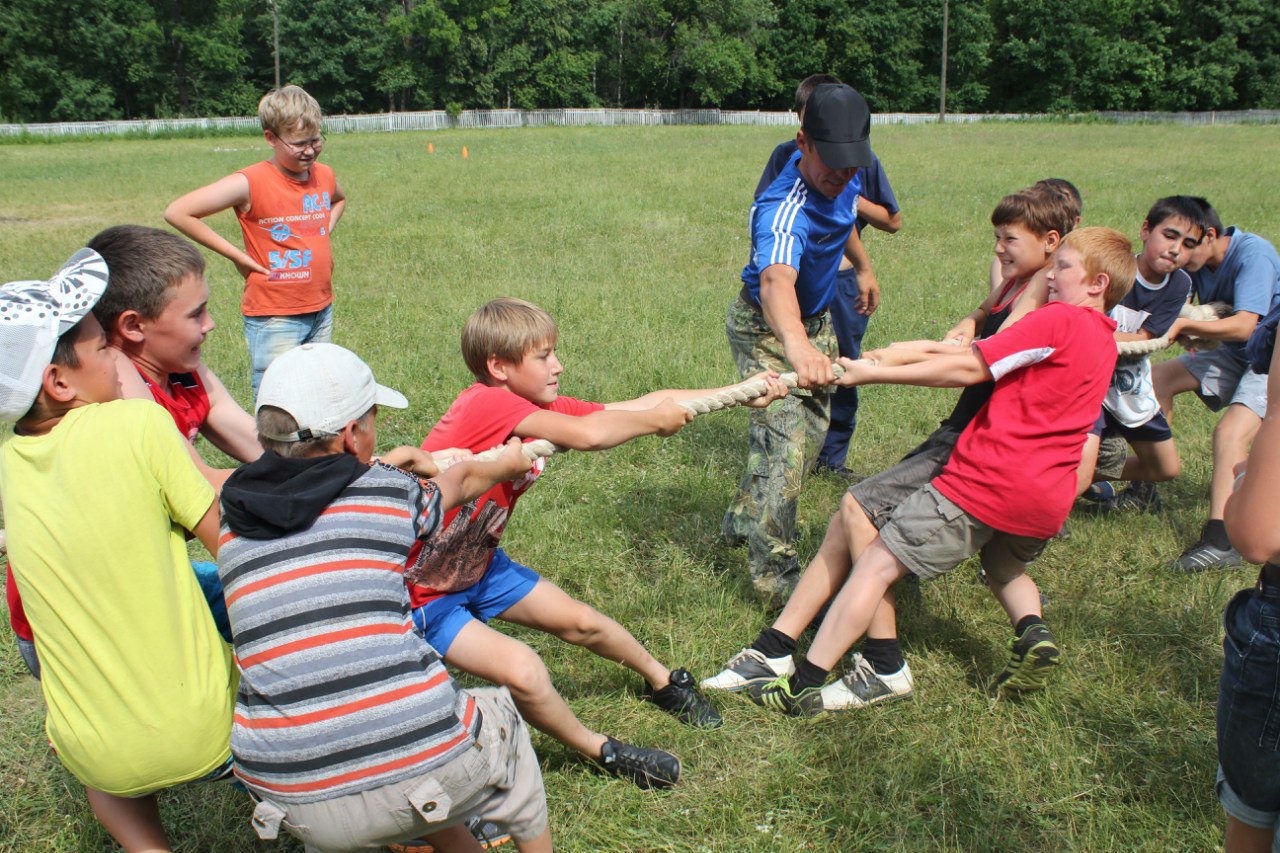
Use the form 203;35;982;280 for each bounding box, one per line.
932;301;1118;539
408;384;603;606
137;367;211;442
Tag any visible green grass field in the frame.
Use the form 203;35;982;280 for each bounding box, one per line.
1;122;1278;852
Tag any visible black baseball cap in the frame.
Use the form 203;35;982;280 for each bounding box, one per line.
801;83;872;170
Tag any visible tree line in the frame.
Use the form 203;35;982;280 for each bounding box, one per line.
2;0;1278;124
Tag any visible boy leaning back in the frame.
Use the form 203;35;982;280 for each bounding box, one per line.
756;228;1136;715
218;343;551;853
166;85;344;397
412;297;787;787
0;250;235;850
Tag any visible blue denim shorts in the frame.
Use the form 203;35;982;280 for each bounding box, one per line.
1217;583;1280;846
410;548;540;656
243;304;335;399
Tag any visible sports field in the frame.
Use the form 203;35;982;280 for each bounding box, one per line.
1;122;1277;851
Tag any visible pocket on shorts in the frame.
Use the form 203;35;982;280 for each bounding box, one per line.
251;797;306;840
1222;590;1280;752
894;487;966;549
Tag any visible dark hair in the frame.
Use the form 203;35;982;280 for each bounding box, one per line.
991;187;1073;239
256;405;374;458
794;74;841;115
1032;178;1082;226
51;321;85;369
88;225;205;337
1189;197;1223;238
1143;195;1209;236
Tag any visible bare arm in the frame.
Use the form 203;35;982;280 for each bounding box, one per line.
759;263;834;389
190;498;222;557
430;439;532;512
844;228;880;316
835;349;993;389
512;400;693;451
857;198;902;234
196;363;261;464
1225;344;1280;563
997;269;1049;331
1167;311;1259;344
608;371;788;410
164;173;269;278
328;178;347;232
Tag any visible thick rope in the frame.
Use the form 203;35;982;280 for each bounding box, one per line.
448;363;847;468
1116;301;1230;356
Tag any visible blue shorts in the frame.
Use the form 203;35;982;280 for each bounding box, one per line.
410;548;540;656
1218;583;1280;846
1094;408;1173;444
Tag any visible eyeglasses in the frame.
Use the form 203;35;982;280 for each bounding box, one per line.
278;134;324;153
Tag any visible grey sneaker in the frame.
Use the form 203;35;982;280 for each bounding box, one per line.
597;737;681;789
700;648;795;695
1173;539;1244;572
1112;480;1161;513
819;653;914;710
994;624;1061;692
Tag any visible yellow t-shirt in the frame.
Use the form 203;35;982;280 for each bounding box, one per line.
1;400;235;796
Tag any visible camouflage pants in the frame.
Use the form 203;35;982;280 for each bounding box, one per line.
722;295;837;589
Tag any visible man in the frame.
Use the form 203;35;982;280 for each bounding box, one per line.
1150;199;1280;571
722;83;873;601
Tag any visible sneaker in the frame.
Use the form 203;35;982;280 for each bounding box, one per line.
1112;480;1161;513
699;648;795;695
813;463;864;483
994;624;1061;692
1079;481;1117;505
597;737;681;789
755;673;825;717
1172;539;1244;573
819;653;913;710
644;668;723;728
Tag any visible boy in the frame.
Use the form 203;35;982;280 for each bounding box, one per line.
1147;200;1280;572
751;73;903;480
412;297;787;788
1079;196;1207;508
0;250;236;849
703;190;1076;710
751;228;1135;715
6;224;261;668
165;85;345;397
218;343;552;852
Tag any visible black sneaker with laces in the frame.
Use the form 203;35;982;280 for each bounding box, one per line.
643;668;723;728
1112;480;1161;513
597;737;682;789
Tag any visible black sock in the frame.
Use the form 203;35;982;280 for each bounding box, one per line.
1014;614;1045;637
861;638;905;675
1203;519;1232;550
789;658;830;693
752;627;798;660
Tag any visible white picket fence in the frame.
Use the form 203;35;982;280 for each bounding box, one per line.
3;107;1277;139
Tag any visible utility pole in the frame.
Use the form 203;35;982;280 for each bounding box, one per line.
271;0;281;89
939;0;949;121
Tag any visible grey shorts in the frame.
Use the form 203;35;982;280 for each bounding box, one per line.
249;687;547;852
879;484;1048;583
1181;348;1268;418
849;424;962;530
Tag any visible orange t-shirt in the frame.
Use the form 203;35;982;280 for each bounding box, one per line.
235;160;337;316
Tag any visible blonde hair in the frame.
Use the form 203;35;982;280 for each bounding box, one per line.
1061;226;1136;310
461;298;558;383
258;85;322;136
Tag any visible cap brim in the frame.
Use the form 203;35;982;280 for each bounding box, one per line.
814;137;874;171
375;384;408;410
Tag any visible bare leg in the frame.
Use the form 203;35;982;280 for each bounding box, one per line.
444;620;607;758
1076;433;1100;496
1210;405;1262;520
418;823;483;852
1225;815;1273;853
84;788;168;853
984;573;1044;626
772;513;854;638
515;827;555;853
1152;358;1199;429
498;579;670;690
804;539;910;671
1120;438;1181;482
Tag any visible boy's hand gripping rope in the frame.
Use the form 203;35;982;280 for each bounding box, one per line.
1114;301;1230;356
449;363;847;468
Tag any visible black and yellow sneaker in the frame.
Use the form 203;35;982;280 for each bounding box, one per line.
994;624;1061;692
755;673;825;717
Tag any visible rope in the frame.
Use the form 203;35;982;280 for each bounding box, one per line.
1116;302;1230;356
446;363;847;468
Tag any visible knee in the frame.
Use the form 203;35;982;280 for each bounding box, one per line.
839;492;870;535
1214;412;1260;452
502;646;554;702
553;605;607;646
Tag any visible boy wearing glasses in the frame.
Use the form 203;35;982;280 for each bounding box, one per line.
166;85;346;398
